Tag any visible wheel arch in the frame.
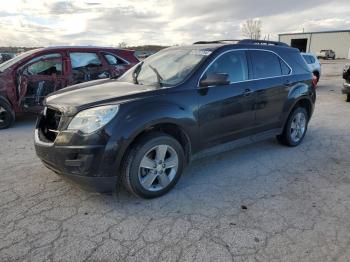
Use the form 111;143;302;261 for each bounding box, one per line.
122;121;192;165
282;96;313;130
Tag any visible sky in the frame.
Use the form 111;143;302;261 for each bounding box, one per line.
0;0;350;47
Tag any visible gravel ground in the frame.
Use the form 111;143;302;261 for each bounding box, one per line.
0;60;349;262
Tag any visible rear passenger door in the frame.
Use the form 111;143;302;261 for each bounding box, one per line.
248;50;292;131
68;52;110;85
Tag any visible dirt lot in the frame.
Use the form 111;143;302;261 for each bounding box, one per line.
1;60;350;262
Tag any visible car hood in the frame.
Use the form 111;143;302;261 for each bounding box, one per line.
45;79;159;116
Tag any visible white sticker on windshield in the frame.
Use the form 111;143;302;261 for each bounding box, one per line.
190;50;212;56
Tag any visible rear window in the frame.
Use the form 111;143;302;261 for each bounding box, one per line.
302;55;315;64
250;50;290;78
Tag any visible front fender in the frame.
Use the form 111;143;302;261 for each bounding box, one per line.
103;94;199;173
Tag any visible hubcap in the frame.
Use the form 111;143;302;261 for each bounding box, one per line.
290;112;306;143
138;144;179;192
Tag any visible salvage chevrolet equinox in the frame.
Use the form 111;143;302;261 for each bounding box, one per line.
35;39;316;198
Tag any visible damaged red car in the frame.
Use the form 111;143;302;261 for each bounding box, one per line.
0;46;139;129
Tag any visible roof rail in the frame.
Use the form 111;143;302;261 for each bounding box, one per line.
193;39;240;44
238;39;289;47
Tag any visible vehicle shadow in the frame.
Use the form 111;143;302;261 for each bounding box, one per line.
94;136;310;216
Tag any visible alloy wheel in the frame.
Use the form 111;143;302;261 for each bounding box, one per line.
138;144;179;192
290;112;306;143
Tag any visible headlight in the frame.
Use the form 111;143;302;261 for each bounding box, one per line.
67;105;119;134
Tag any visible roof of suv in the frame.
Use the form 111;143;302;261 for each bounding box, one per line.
169;39;297;54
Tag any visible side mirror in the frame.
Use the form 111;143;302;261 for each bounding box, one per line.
199;73;230;87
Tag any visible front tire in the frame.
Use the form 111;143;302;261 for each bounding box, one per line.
0;98;15;129
277;107;309;147
121;132;185;198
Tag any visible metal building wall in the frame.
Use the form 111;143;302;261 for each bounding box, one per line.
279;31;350;59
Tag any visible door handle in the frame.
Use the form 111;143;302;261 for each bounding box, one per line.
243;88;253;96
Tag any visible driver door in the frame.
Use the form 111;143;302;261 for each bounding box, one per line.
18;53;65;112
197;50;257;148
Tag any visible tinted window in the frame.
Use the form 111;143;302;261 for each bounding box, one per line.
70;52;101;69
104;54;127;65
24;53;62;76
251;50;284;78
204;50;248;83
280;58;291;75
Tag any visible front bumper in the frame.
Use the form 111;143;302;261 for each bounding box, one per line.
342;82;350;94
34;128;119;193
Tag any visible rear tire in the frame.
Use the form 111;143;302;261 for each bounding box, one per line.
0;98;15;129
121;132;185;198
346;94;350;102
277;107;309;147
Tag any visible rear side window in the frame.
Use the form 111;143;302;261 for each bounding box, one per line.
280;59;291;75
70;52;102;68
204;50;248;83
250;50;290;78
104;53;128;65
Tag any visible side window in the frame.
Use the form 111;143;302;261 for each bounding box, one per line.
104;53;128;65
279;58;291;75
24;54;62;76
69;52;102;69
251;50;284;78
204;50;248;83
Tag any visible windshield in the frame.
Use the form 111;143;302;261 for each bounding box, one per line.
0;49;38;72
119;48;210;86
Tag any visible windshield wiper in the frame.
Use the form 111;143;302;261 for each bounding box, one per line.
148;65;164;88
132;61;144;84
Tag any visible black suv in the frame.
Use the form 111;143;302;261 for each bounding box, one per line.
35;40;316;198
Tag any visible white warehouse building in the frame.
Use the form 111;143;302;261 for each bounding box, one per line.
279;30;350;59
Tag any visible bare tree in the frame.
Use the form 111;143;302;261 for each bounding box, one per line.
118;42;127;48
241;19;262;40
